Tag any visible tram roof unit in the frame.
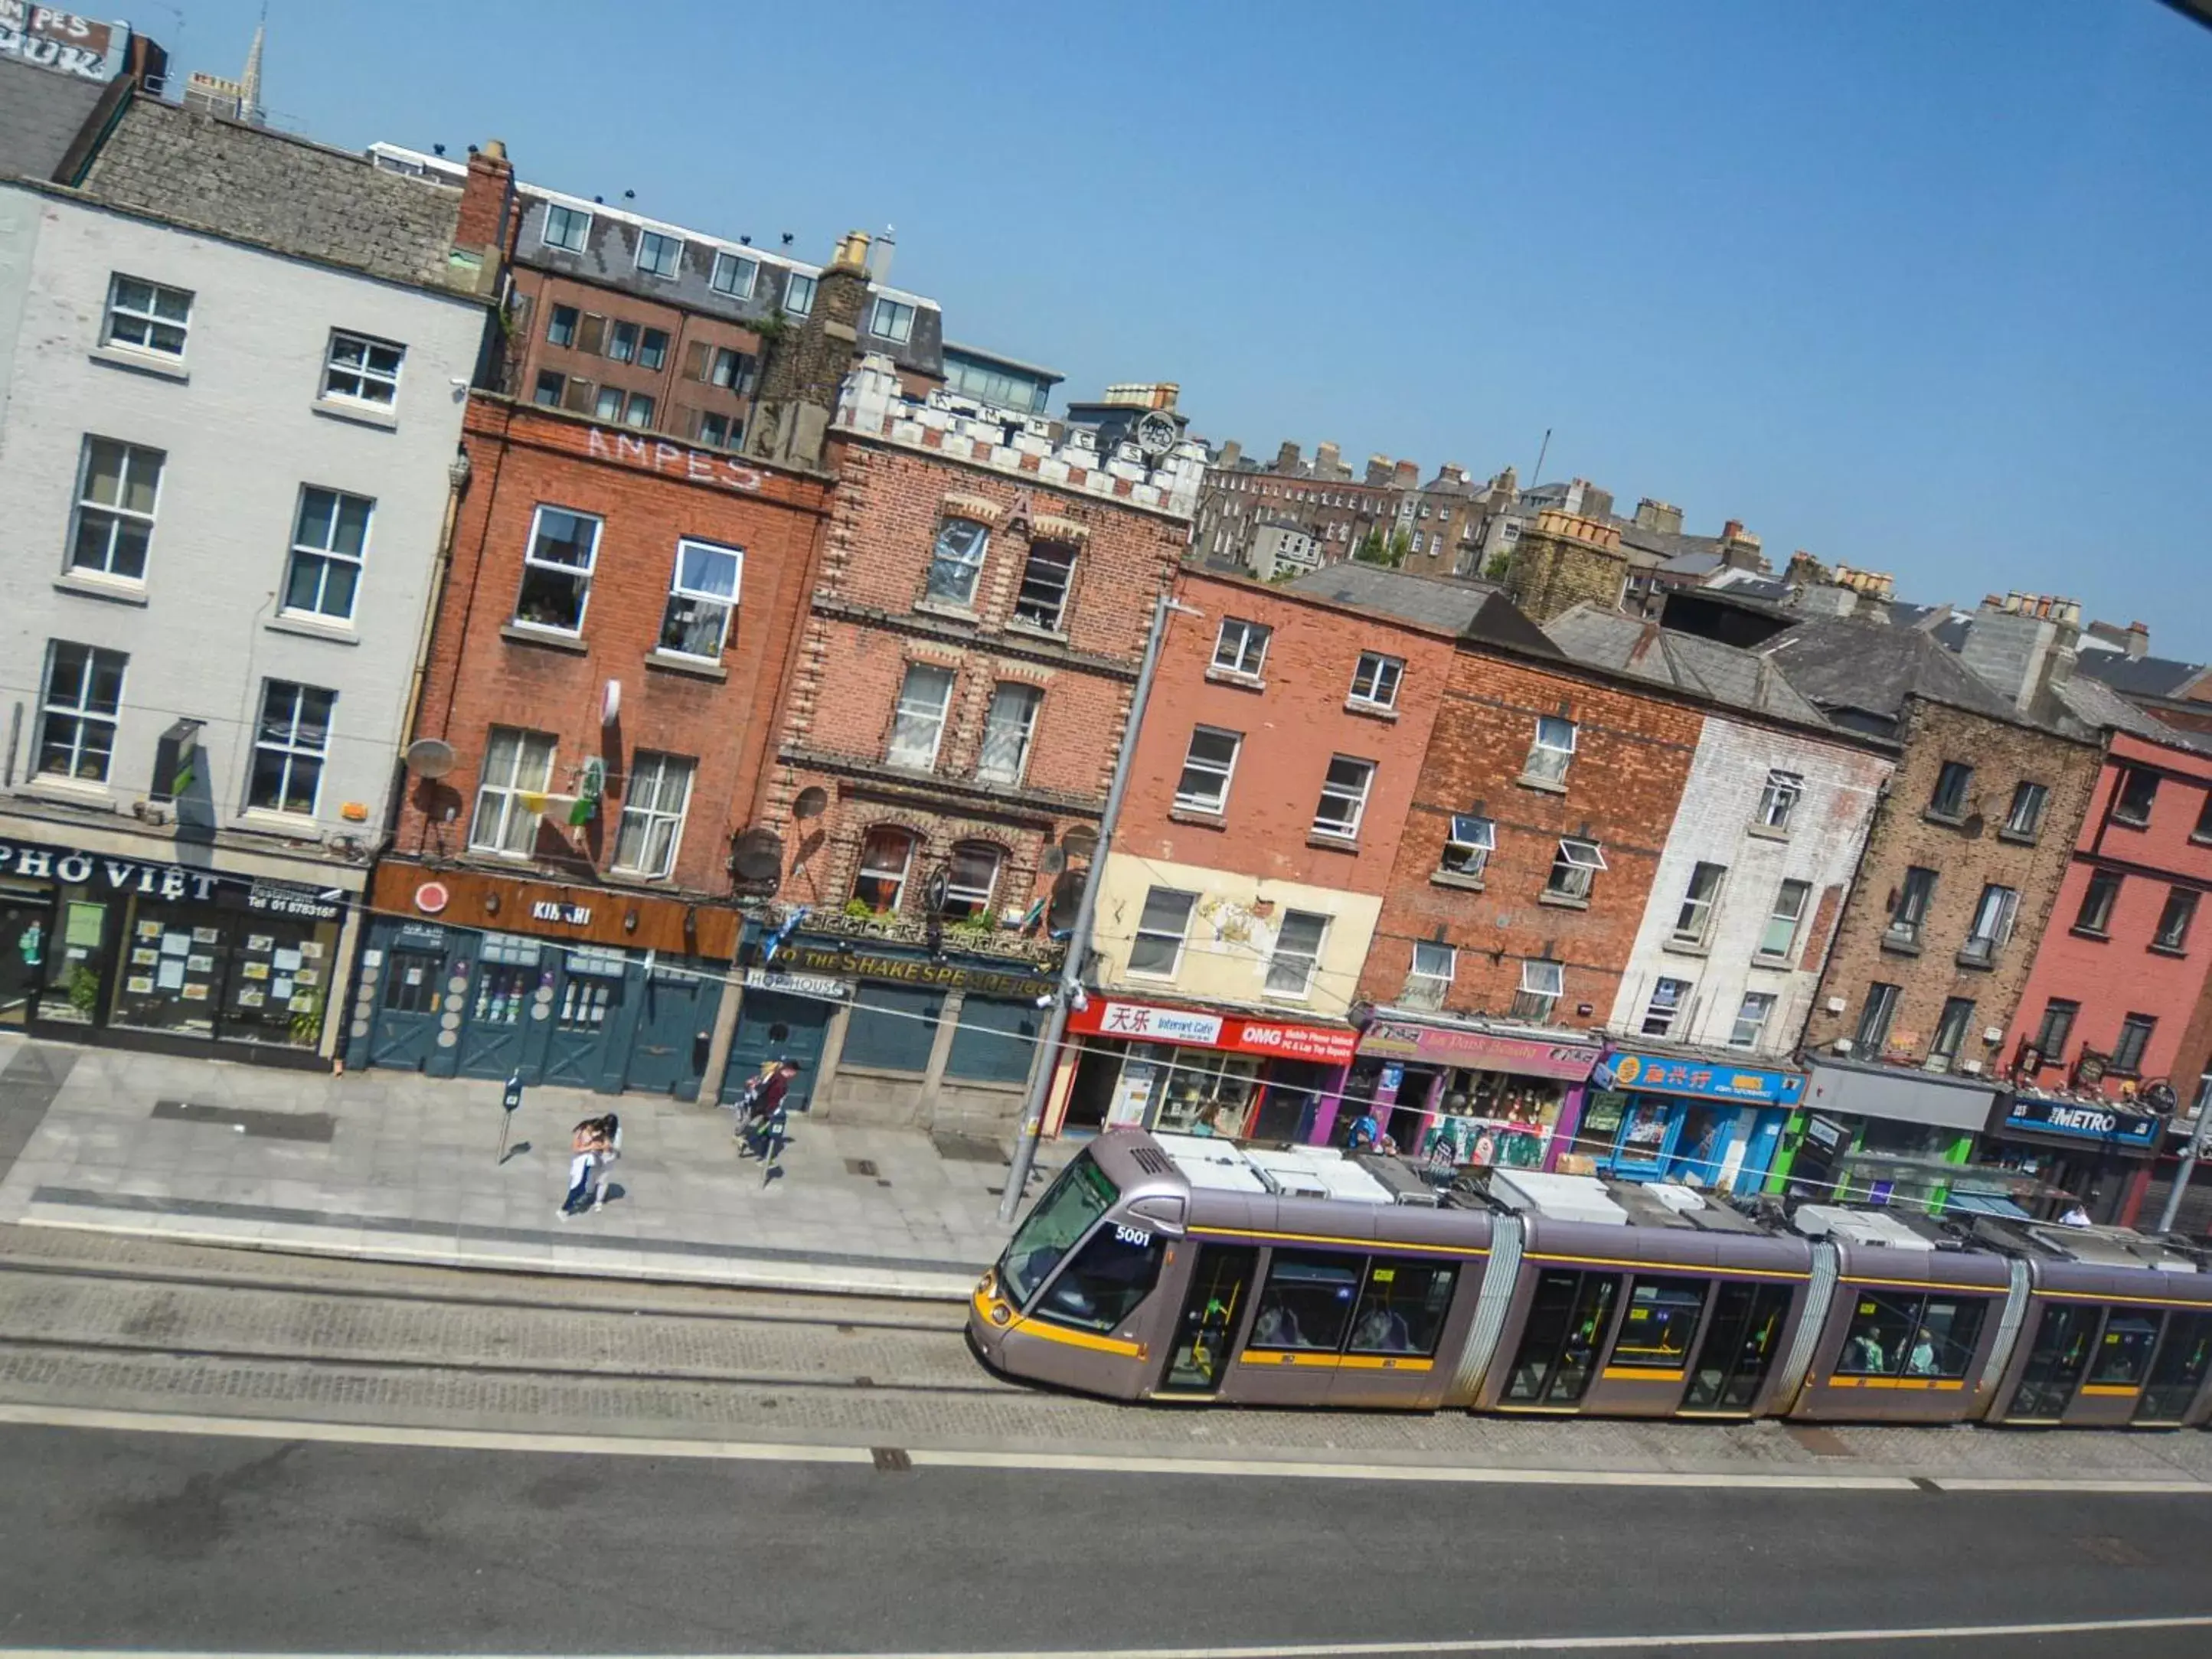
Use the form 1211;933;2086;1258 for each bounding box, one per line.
1961;1215;2210;1277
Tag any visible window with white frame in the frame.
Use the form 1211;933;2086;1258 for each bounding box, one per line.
1524;714;1576;785
1641;977;1692;1037
247;681;335;816
68;436;163;580
887;663;956;769
1961;883;2018;963
1441;813;1495;877
852;827;916;913
1212;618;1270;676
658;539;742;660
1175;727;1240;813
1511;958;1563;1023
709;250;758;299
513;506;601;632
1264;910;1329;998
102;273;191;358
941;842;1002;920
1404;941;1456;1008
1128;887;1197;978
636;230;683;278
783;273;816;317
1758;879;1812;959
1730;991;1777;1050
1312;756;1375;838
1013;538;1077;630
1349;652;1403;709
1545;838;1606;900
469;727;557;856
1671;861;1728;945
976;684;1041;785
322;331;404;407
925;518;989;606
1756;769;1803;831
870;297;916;343
541;204;592;253
613;752;694;877
282;487;373;621
35;640;125;782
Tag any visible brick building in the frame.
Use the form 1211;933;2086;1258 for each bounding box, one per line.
1192;441;1404;573
1045;564;1520;1145
743;354;1206;1135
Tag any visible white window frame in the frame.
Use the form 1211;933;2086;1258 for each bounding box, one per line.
1758;879;1812;959
709;250;758;299
68;436;163;581
1349;652;1403;710
1442;813;1495;877
469;727;557;857
512;505;603;635
281;485;374;622
1524;715;1576;785
852;827;916;914
636;229;684;279
36;640;126;783
925;518;990;606
1312;756;1376;839
976;684;1042;785
321;330;404;408
1264;910;1330;1000
1671;861;1728;945
1212;618;1271;676
1546;838;1607;900
783;273;816;317
1730;992;1777;1051
870;296;916;343
612;752;694;878
247;680;335;818
1641;977;1692;1037
1512;958;1563;1023
102;273;191;358
942;842;1003;919
541;203;592;253
1756;769;1802;831
1175;727;1241;813
1962;884;2019;961
887;663;956;769
658;538;743;661
1405;940;1456;1007
1128;887;1197;979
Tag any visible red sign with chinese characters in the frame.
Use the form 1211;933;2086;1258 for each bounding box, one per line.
1067;998;1358;1066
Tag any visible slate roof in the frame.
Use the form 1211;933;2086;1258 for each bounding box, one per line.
77;96;467;292
2073;650;2207;701
0;57;107;182
1544;604;1828;724
2052;675;2212;753
1285;563;1499;632
1703;569;1792;603
1754;615;2018;727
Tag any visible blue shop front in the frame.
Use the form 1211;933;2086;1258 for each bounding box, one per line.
1573;1044;1807;1193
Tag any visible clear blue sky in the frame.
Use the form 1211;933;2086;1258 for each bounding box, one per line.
174;2;2212;654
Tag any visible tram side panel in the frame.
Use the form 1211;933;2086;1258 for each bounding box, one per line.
1982;1263;2212;1430
1785;1244;2013;1424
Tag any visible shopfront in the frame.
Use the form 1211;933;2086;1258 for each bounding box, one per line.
1050;995;1359;1141
345;861;740;1099
1341;1013;1599;1171
0;826;355;1066
1765;1057;1998;1212
1979;1089;2165;1226
1574;1046;1805;1193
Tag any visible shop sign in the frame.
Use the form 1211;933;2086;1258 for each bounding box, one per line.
1066;997;1359;1064
395;923;449;949
530;900;593;925
413;880;451;916
1803;1113;1849;1153
742;967;852;1001
2003;1094;2161;1151
246;880;344;921
1358;1017;1599;1080
776;940;1055;1000
1598;1048;1805;1106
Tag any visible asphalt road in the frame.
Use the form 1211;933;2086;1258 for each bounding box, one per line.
1;1423;2208;1656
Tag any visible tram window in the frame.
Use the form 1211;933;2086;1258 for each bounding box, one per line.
2138;1311;2212;1420
1684;1281;1795;1411
1837;1292;1920;1377
1609;1276;1708;1373
1251;1252;1360;1350
998;1157;1116;1307
1505;1270;1620;1405
1506;1272;1584;1403
1034;1223;1165;1333
1909;1297;1988;1380
1347;1259;1457;1357
2088;1310;2162;1389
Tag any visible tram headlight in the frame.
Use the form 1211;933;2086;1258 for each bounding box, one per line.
988;1302;1012;1326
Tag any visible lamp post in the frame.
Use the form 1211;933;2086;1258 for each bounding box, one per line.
998;589;1193;1223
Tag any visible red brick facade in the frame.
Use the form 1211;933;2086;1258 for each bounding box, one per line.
394;396;832;913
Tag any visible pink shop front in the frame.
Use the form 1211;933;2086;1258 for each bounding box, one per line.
1333;1011;1602;1170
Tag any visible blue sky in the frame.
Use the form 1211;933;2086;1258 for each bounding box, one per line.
175;2;2212;654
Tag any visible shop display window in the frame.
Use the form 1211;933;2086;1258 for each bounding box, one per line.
41;891;113;1027
1153;1050;1259;1138
1424;1070;1562;1168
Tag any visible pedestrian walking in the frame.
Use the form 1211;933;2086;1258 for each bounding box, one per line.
560;1116;607;1218
588;1112;622;1211
738;1060;800;1162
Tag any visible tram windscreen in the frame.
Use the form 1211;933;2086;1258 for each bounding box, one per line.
999;1154;1117;1308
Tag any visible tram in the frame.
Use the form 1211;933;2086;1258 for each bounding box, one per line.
968;1130;2212;1429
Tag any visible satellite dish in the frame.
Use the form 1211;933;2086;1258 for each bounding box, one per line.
1046;870;1082;932
792;785;828;821
404;738;456;779
1039;846;1067;874
1061;825;1099;861
730;827;785;882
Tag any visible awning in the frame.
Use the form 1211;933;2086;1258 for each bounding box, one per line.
1801;1057;1996;1133
1942;1190;2034;1221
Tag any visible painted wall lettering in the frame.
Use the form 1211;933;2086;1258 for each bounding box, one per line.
587;425;763;493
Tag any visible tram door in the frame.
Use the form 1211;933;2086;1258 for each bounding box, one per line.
1682;1282;1795;1413
1500;1271;1621;1409
1157;1245;1257;1396
2136;1311;2212;1425
2009;1304;2098;1419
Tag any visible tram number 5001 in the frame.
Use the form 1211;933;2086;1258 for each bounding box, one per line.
1114;1224;1153;1248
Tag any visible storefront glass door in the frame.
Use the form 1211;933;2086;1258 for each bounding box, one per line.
458;938;544;1079
1158;1244;1257;1396
1682;1281;1794;1412
0;891;48;1028
722;989;832;1110
544;949;624;1087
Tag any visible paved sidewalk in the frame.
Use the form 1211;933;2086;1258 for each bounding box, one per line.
0;1036;1052;1298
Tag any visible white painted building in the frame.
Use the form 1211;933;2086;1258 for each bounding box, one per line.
0;96;495;1063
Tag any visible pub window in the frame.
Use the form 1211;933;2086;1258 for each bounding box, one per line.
851;827;917;915
939;842;1002;921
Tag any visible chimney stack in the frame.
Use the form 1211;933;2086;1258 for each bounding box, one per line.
743;230;873;470
1392;459;1420;487
451;139;515;293
1634;498;1683;535
2126;621;2150;659
1365;456;1393;486
1215;439;1242;471
1276;439;1302;475
867;226;896;285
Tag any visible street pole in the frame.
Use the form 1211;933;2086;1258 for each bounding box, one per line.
2155;1096;2212;1234
998;589;1184;1222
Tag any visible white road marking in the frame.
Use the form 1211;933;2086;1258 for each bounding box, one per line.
0;1402;2206;1497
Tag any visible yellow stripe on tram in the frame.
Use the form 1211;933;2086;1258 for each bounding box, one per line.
2037;1289;2212;1310
2079;1384;2144;1398
1529;1252;1809;1281
1601;1365;1688;1381
1006;1316;1142;1358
